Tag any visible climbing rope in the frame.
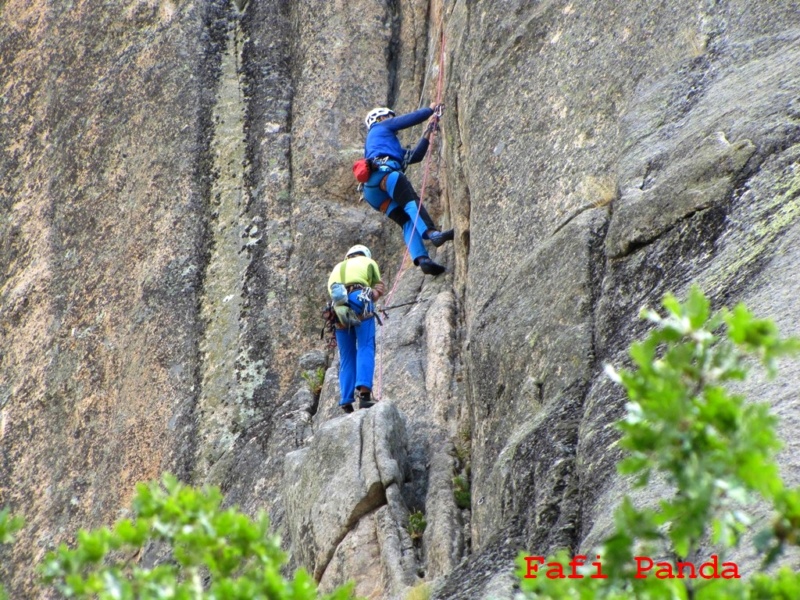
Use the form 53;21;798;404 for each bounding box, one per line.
375;29;447;400
381;298;432;312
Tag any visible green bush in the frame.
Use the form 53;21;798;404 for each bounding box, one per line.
517;286;800;598
302;367;326;396
0;508;24;600
40;474;355;600
452;475;471;510
408;510;427;542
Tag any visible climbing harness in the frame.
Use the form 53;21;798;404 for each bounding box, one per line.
322;259;384;341
373;157;404;171
356;287;372;307
369;157;404;201
355;286;383;326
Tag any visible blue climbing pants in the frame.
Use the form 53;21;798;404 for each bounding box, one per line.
363;167;430;262
335;290;376;406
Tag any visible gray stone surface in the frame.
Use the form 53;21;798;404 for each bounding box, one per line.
283;402;416;595
2;0;800;598
422;446;465;580
0;1;218;595
465;209;606;554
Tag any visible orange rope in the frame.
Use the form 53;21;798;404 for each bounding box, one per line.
376;29;446;400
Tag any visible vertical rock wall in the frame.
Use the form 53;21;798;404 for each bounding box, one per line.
436;1;800;597
0;1;221;594
1;0;799;598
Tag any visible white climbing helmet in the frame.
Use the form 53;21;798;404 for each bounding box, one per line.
345;244;371;259
365;107;395;129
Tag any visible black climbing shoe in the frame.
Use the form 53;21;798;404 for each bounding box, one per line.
417;256;446;276
428;229;454;247
341;403;355;414
358;391;375;410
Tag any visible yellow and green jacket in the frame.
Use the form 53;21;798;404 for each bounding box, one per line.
328;256;382;295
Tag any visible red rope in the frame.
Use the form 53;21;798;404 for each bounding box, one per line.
376;30;446;400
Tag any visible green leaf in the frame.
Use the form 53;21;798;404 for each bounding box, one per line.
0;509;24;544
685;285;710;329
661;292;682;317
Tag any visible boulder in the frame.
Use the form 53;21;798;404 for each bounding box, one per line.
283;402;418;595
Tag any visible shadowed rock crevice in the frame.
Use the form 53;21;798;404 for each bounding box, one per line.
349;481;389;529
454;208;607;597
195;7;252;484
385;0;401;107
316;481;389;585
569;210;612;553
204;0;300;526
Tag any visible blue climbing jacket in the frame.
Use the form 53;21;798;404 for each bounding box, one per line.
365;107;434;165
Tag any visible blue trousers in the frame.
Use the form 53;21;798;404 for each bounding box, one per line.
335;291;376;406
363;168;430;262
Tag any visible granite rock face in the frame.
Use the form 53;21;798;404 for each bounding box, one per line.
284;402;418;597
0;1;216;594
2;0;800;598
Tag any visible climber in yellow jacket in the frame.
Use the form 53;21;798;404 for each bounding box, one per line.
328;244;386;413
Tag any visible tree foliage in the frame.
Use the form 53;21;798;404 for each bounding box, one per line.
41;474;356;600
0;508;25;600
517;287;800;598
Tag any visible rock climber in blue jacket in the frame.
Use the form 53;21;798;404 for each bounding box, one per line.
362;103;454;276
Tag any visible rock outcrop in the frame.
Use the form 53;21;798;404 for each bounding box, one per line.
1;0;799;598
284;402;417;598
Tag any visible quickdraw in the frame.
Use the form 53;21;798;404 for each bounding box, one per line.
320;302;338;349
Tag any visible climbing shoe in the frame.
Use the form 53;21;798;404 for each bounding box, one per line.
417;256;446;276
341;403;354;414
428;229;454;247
358;391;375;410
